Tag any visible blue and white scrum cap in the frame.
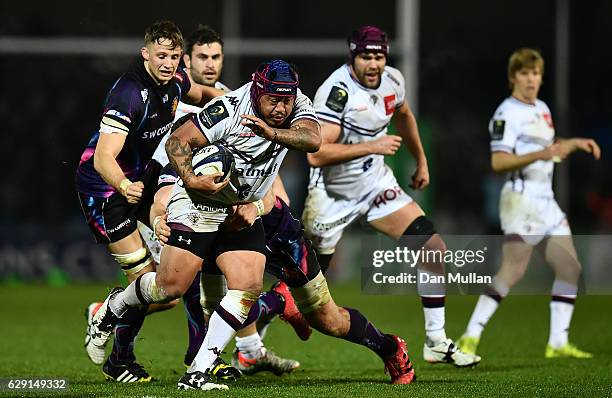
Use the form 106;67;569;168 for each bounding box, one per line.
250;59;299;106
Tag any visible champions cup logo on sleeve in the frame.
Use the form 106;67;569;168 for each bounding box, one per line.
199;101;230;129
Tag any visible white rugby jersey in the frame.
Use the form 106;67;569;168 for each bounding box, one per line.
170;82;318;206
153;81;230;166
489;96;555;197
309;64;406;198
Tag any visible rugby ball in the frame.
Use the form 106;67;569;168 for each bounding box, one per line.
192;144;234;182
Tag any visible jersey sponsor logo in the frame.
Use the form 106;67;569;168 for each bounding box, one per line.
190;202;228;213
325;86;349;112
141;121;173;139
140;89;148;103
372;186;404;208
199;100;229;129
235;130;256;137
234;162;279;178
105;109;131;123
384;94;396;115
543;112;554;128
491;120;505;140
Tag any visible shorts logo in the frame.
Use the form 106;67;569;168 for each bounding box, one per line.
384;94;396;115
178;236;191;245
372;186;404;208
312;215;351;232
107;218;131;233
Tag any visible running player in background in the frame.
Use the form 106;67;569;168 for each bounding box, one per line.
456;48;600;359
77;20;220;382
302;25;480;367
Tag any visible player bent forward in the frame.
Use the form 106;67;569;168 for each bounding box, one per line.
88;59;320;390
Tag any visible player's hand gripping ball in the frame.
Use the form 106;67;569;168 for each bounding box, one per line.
192;144;235;183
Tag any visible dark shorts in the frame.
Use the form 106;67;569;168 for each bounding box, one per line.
167;219;266;262
77;192;139;244
76;161;161;244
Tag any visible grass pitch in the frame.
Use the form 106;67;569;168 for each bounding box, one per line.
1;282;611;397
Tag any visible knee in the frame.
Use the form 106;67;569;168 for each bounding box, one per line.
155;273;186;300
227;280;262;296
424;233;447;253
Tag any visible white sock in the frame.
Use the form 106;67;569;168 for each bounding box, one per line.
548;279;577;348
423;306;447;345
190;290;257;372
235;332;265;359
548;301;574;348
190;311;237;372
464;295;500;338
110;272;165;316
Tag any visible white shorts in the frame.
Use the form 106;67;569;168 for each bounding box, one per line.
302;166;413;254
499;182;571;245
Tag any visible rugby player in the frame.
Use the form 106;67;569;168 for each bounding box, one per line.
90;60;416;390
457;48;599;359
77;20;223;382
302;25;480;367
149;25;303;374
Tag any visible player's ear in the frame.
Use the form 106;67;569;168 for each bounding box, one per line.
141;46;149;61
183;53;191;68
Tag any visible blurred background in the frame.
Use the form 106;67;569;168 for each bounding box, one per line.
0;0;610;283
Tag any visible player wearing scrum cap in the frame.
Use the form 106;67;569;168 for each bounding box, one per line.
77;20;222;382
90;59;416;390
145;27;304;374
457;48;600;359
302;25;480;367
88;59;320;390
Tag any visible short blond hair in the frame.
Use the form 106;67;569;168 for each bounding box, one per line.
144;20;183;50
507;48;544;89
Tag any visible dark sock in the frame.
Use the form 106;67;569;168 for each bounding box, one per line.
110;305;148;364
318;254;333;275
342;307;397;358
183;272;206;359
244;291;285;325
483;286;504;303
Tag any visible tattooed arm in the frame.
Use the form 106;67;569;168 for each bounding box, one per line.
164;119;228;194
240;115;321;153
